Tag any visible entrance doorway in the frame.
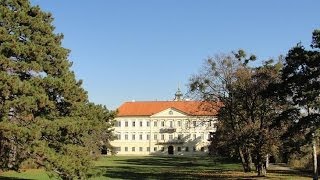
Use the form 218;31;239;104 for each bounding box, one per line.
168;145;174;155
101;145;108;155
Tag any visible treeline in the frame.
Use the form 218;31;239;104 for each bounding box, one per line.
0;0;115;179
189;30;320;176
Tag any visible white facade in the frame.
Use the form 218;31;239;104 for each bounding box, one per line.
111;107;217;156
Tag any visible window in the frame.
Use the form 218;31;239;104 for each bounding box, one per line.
193;121;196;127
154;134;157;140
178;147;181;152
132;121;136;127
125;134;128;140
132;134;135;140
185;121;189;128
161;147;165;152
201;147;205;152
154;121;157;127
139;134;143;140
193;134;197;140
116;147;121;152
147;134;150;140
147;121;150;127
161;134;165;140
125;147;128;152
125;121;128;127
201;134;204;140
140;121;143;127
169;121;173;128
132;147;135;152
169;135;173;140
139;147;143;152
178;134;182;140
116;134;121;140
193;146;196;152
116;121;121;127
161;121;165;127
185;147;189;152
154;147;157;151
177;121;181;127
147;147;150;152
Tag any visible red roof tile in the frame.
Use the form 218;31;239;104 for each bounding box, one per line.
117;101;222;117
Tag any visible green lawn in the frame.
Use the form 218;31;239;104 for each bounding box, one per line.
0;156;312;179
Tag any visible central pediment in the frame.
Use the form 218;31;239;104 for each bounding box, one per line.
151;107;188;117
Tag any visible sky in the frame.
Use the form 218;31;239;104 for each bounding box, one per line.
30;0;320;110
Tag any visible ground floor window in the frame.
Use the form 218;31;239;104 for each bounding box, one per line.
154;147;157;151
125;147;128;152
193;146;196;152
168;146;174;155
115;147;121;152
139;147;143;152
177;147;181;152
132;147;135;152
161;147;165;152
147;147;150;152
185;147;189;152
201;147;205;152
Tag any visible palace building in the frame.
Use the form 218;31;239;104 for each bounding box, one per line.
111;89;220;155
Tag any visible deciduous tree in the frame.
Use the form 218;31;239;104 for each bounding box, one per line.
189;51;284;176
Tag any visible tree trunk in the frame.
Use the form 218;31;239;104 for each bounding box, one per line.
256;154;267;176
239;147;247;171
239;146;251;172
247;149;253;170
266;154;269;168
8;138;17;170
257;162;267;176
313;134;318;180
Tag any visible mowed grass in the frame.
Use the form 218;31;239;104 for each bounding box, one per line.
0;156;312;179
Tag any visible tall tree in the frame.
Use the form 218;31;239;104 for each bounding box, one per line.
189;52;253;172
281;29;320;180
189;51;284;176
0;0;115;179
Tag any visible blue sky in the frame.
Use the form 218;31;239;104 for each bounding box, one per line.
31;0;320;110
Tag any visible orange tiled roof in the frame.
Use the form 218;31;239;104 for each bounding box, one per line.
117;101;222;117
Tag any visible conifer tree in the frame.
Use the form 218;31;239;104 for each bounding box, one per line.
0;0;115;178
281;29;320;180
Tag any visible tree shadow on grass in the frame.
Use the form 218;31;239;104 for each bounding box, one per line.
100;166;312;180
267;169;312;178
99;166;261;180
97;156;259;179
97;156;313;179
111;156;239;169
0;177;27;180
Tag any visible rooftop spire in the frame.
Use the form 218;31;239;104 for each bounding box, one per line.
174;87;183;101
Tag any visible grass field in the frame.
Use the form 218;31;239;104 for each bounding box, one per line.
0;156;312;179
